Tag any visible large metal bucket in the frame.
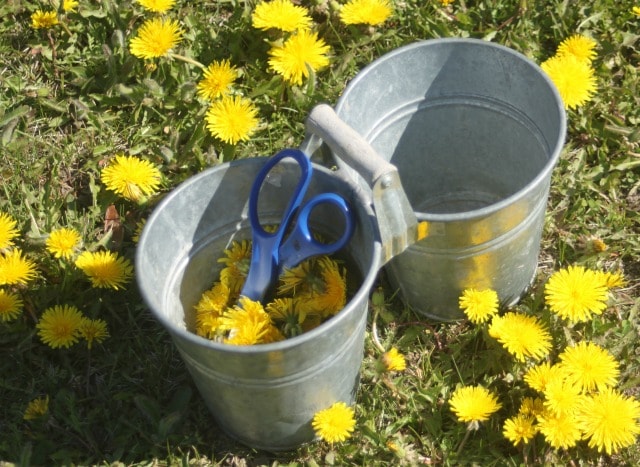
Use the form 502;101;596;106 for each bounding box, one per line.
136;159;381;450
328;38;566;320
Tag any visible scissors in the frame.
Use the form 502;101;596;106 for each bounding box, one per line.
239;148;355;303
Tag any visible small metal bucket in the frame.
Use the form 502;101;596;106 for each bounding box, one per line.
136;158;381;450
327;38;566;320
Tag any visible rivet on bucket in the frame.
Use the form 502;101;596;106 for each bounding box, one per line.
329;38;567;320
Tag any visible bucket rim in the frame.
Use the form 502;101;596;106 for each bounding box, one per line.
334;37;567;223
136;157;383;355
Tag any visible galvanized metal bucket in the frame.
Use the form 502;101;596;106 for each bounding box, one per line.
136;158;382;451
324;38;567;320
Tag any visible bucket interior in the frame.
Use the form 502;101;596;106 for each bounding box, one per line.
334;38;566;219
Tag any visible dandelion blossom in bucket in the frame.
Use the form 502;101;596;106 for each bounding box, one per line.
37;305;84;349
459;288;499;324
251;0;312;32
541;54;596;110
205;95;259;145
382;347;406;372
75;250;134;290
23;396;49;420
219;297;280;345
31;10;59;29
101;155;161;202
0;212;19;250
503;414;537;446
449;385;502;424
557;34;597;63
129;17;183;59
46;228;81;260
340;0;393;26
544;265;608;322
0;289;23;322
488;312;552;362
312;402;356;443
558;341;620;393
576;388;640;455
79;318;110;349
136;0;176;13
268;30;330;86
536;410;582;449
0;249;37;286
197;60;238;101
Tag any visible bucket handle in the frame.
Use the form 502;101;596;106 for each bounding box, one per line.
303;104;418;265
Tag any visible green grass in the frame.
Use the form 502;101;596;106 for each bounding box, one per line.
1;0;639;465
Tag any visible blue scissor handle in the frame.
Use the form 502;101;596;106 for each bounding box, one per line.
278;192;354;273
240;148;354;302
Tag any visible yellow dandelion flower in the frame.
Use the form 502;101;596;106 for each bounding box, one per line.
220;297;276;345
558;341;620;393
298;257;347;318
536;410;582;449
278;259;314;295
312;401;356;443
557;34;597;63
541;54;597;110
449;385;502;423
488;312;552;362
37;304;84;349
195;281;230;339
0;249;37;286
268;30;330;86
266;297;308;338
31;10;59;29
75;250;134;290
129;17;183;59
440;0;455;5
544;265;609;322
251;0;312;32
136;0;176;13
339;0;393;26
24;395;49;420
0;212;19;250
381;347;406;372
524;362;566;393
543;378;583;415
132;219;146;243
519;397;545;417
46;227;81;260
459;288;499;324
634;6;640;16
0;289;23;322
503;414;537;446
62;0;79;12
197;60;238;101
595;270;625;289
218;240;252;269
576;388;640;455
205;95;259;145
101;155;162;202
79;318;109;349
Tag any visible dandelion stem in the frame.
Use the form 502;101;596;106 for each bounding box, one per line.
455;425;473;457
371;307;385;353
168;53;206;69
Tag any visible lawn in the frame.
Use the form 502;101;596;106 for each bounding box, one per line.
1;0;639;465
